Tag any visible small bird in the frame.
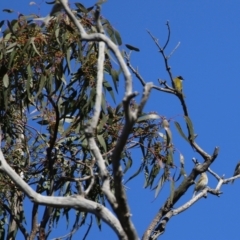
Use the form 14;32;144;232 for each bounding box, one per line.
231;162;240;183
193;172;208;197
173;76;184;92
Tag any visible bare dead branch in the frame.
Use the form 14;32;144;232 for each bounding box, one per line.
163;21;170;50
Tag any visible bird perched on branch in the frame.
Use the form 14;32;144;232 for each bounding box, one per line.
193;172;208;197
173;76;184;92
231;162;240;183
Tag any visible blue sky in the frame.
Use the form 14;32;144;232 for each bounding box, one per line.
1;0;240;239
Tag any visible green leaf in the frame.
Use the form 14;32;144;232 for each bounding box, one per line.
175;167;187;182
162;119;169;128
63;209;70;228
3;74;9;88
103;21;118;45
97;114;108;133
137;113;160;122
66;47;71;72
155;173;166;198
110;69;119;92
75;3;88;13
87;6;94;12
6;42;17;51
18;14;38;21
145;164;160;189
55;26;61;45
166;147;174;165
101;93;107;113
7;20;14;34
35;75;46;100
114;29;122;45
143;165;149;188
95;214;102;230
53;209;61;226
26;79;32;102
115;102;122;114
103;80;115;103
97;134;107;152
180;167;187;178
8;47;17;68
37;120;49;125
169;180;175;204
125;163;144;184
174;121;189;142
30;37;41;56
123;157;132;174
179;153;184;166
184;116;194;140
165;127;172;147
96;0;108;6
125;44;140;52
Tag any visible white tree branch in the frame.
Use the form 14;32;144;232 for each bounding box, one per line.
59;0;133;95
0;150;127;240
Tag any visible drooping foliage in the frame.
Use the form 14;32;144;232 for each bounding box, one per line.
0;2;179;239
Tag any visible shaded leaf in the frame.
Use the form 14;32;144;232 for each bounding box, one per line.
75;3;88;13
145;164;160;189
174;121;189;142
97;134;107;152
139;137;145;158
164;127;172;147
143;165;149;188
30;37;41;56
6;42;17;51
3;9;14;13
46;1;55;4
180;167;187;178
184;116;194;140
155;173;166;198
125;163;144;184
123;157;132;174
87;6;94;12
175;167;187;182
125;44;140;52
7;20;14;34
37;120;49;125
103;80;115;103
0;20;4;29
114;29;122;45
166;147;174;165
110;69;119;92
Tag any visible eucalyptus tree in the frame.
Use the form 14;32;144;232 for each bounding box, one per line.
0;1;237;240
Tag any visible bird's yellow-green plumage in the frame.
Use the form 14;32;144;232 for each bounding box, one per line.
173;76;184;92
